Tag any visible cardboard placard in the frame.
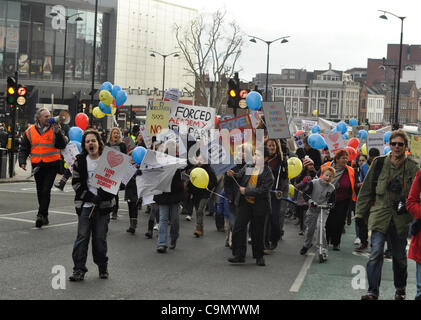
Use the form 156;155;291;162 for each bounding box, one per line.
367;132;385;156
61;143;79;173
262;102;291;139
146;100;171;136
326;131;345;157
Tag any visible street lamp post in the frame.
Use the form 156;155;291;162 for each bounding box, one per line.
90;0;99;123
50;10;83;105
248;35;290;101
150;51;179;99
379;10;405;130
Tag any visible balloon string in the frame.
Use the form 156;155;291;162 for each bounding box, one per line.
206;188;230;201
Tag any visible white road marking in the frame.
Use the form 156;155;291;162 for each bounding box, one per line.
32;221;78;229
0;216;35;223
0;210;37;217
289;252;315;293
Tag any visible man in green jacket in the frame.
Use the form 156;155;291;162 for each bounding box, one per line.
356;129;419;300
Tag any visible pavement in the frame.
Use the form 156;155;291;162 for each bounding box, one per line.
0;157;35;183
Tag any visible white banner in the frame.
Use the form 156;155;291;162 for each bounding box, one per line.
326;131;345;157
168;103;215;139
61;144;79;173
367;132;385;156
139;125;152;148
92;146;133;195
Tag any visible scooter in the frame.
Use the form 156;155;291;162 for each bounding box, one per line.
313;203;331;263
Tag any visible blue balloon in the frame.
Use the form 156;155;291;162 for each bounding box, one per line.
111;85;121;98
342;133;349;140
99;101;112;114
336;121;347;134
384;131;391;143
384;146;391;154
115;90;127;107
331;128;337;133
349;118;358;126
311;125;321;134
69;127;83;143
246;91;262;111
100;81;113;92
358;129;368;140
307;133;327;149
68;140;81;152
132;146;147;165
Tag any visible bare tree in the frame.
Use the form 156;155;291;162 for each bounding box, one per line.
175;10;245;113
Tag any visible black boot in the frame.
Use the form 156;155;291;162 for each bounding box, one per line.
54;178;66;191
99;266;108;279
145;220;154;239
126;218;137;234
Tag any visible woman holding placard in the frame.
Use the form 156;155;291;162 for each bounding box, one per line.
106;127;127;220
69;130;115;282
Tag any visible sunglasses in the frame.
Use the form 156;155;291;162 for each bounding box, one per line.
390;142;405;147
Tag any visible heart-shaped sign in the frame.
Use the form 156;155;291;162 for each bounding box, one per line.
329;132;339;143
107;150;124;168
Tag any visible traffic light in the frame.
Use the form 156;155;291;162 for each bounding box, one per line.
227;78;240;111
7;76;17;106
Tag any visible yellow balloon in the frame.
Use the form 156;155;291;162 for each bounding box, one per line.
93;106;105;119
312;110;318;116
99;90;113;106
368;130;376;134
288;184;295;197
288;157;303;179
361;143;367;156
190;168;209;189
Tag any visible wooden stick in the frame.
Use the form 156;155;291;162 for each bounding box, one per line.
88;205;96;219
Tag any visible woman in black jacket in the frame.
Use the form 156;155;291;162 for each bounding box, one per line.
106;127;127;220
69;129;115;282
227;147;274;266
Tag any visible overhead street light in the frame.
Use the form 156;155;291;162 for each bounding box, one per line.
248;35;290;101
150;51;180;99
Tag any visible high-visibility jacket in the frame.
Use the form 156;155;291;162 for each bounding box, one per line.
321;161;357;202
25;125;61;163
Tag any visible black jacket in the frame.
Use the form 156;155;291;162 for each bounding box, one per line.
187;164;217;200
72;153;115;215
266;154;288;190
124;169;142;202
233;164;274;216
154;169;184;205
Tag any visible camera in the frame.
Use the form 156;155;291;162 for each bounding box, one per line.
393;199;407;215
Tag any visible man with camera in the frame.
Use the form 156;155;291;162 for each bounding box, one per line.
356;129;419;300
19;108;67;228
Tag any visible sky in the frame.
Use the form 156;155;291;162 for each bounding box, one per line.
167;0;421;82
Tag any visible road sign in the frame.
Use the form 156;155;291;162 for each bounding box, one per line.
239;99;247;109
17;96;26;105
239;90;248;99
17;87;27;96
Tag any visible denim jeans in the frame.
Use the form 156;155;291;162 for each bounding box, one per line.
416;262;421;300
157;204;179;248
366;221;408;298
72;207;110;273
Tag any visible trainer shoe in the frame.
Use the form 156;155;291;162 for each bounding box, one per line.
35;216;43;228
361;294;378;300
354;237;361;245
157;246;167;253
69;271;85;282
395;289;406;300
228;256;245;263
185;215;192;221
153;224;159;231
354;244;368;253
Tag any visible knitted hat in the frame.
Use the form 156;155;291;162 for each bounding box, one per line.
302;156;314;168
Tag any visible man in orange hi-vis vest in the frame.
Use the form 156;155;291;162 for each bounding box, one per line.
18;108;67;228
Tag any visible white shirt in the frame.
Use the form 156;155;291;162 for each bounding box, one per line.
83;155;99;208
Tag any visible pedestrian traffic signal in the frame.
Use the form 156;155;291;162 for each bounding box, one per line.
7;76;17;105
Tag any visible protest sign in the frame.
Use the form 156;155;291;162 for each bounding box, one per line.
200;137;235;176
92;146;133;195
410;134;421;161
294;132;307;150
61;143;79;173
218;114;254;155
121;162;138;186
123;136;136;153
326;131;345;157
168;103;215;139
146;100;171;136
139;125;152;148
301;120;317;132
164;88;180;103
262;102;291;139
157;128;187;156
249;111;261;129
367;132;384;156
